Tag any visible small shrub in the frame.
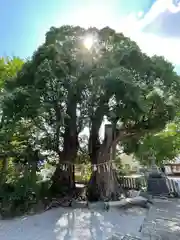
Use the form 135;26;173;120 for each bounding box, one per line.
0;177;52;218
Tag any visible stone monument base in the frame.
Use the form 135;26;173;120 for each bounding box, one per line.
147;172;170;196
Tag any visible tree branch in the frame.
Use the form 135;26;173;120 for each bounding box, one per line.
98;123;161;163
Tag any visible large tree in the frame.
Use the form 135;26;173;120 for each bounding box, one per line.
3;26;180;200
2;26;94;195
84;27;180;200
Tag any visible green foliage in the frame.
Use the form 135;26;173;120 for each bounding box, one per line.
0;57;24;88
0;57;46;217
0;174;51;218
0;57;26;188
75;163;91;183
0;177;37;218
135;120;180;166
4;26;180;150
1;25;180;207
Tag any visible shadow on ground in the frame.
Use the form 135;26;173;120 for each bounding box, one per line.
141;198;180;240
0;206;146;240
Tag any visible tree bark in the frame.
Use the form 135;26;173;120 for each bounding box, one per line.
50;94;78;196
87;162;122;201
87;123;123;201
87;115;163;201
29;150;39;185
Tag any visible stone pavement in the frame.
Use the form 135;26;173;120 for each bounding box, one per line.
140;198;180;240
0;198;180;240
109;198;180;239
0;207;146;240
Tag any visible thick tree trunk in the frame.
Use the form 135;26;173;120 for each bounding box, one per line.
50;136;77;196
50;94;78;196
87;152;123;201
50;164;74;197
29;150;39;184
88;167;122;201
87;124;123;201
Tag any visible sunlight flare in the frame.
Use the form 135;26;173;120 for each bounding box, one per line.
83;35;94;50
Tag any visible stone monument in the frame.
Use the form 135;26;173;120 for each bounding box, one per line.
147;154;170;197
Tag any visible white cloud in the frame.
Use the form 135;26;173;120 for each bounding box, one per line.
116;0;180;67
137;0;180;30
132;33;180;66
56;0;180;69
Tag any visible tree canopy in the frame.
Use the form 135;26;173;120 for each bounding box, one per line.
3;26;180;146
1;25;180;200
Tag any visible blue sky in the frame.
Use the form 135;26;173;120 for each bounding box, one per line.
0;0;180;71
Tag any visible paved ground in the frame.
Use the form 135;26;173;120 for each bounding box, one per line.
140;198;180;240
0;206;146;240
0;198;180;239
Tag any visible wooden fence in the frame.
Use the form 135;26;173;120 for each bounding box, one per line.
119;175;180;197
119;176;146;190
166;178;180;197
